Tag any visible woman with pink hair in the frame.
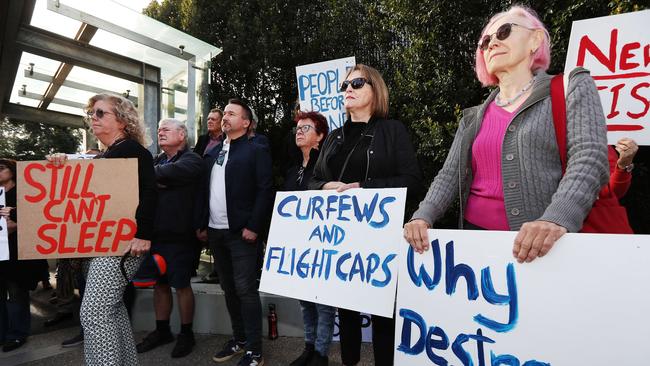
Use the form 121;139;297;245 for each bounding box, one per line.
404;6;609;261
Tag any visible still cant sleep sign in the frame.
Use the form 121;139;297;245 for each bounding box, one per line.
17;159;139;259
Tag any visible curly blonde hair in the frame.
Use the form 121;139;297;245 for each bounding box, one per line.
84;93;146;146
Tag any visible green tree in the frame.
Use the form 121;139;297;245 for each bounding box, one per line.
145;0;650;232
0;118;81;160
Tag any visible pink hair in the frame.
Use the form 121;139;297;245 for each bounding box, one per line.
474;5;551;86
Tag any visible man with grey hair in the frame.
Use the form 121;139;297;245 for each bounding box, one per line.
134;118;203;358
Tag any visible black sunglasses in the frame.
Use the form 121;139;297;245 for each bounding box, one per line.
339;77;372;92
479;23;535;51
86;108;114;119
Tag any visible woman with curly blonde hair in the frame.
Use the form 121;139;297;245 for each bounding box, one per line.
49;93;157;365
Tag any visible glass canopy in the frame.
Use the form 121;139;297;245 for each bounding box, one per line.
9;0;220;150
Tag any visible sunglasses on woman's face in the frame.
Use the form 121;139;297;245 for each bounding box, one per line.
479;23;535;51
339;77;372;92
86;108;114;119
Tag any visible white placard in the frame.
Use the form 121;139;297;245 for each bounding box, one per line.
295;56;356;131
0;187;9;261
395;230;650;365
564;10;650;145
260;188;406;318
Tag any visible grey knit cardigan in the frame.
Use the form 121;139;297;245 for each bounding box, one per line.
411;68;609;232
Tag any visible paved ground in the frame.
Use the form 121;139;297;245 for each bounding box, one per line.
0;266;375;366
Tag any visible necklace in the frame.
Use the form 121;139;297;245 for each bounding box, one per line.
495;77;536;107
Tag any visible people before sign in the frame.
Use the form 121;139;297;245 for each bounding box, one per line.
47;93;157;366
403;5;609;262
283;110;334;366
0;158;49;353
309;64;422;366
195;108;225;157
196;97;273;366
134;118;203;358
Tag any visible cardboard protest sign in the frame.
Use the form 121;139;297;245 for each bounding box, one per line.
17;159;139;259
296;56;356;131
0;187;8;261
260;188;406;318
564;10;650;145
395;230;650;365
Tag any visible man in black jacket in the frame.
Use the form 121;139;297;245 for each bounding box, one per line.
196;98;272;366
135;119;203;358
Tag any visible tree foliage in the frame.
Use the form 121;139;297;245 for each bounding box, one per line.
145;0;650;232
0;118;81;160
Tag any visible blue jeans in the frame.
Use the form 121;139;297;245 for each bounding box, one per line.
300;300;335;356
0;279;31;342
209;228;263;354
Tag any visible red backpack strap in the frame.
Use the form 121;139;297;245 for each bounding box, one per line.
550;73;567;174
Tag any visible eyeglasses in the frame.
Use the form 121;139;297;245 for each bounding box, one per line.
478;23;536;51
86;108;114;119
339;78;372;92
293;125;315;134
216;149;227;166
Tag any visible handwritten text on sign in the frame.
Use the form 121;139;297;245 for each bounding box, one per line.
564;10;650;144
395;230;650;365
17;159;139;259
0;187;8;261
296;56;355;131
260;188;406;317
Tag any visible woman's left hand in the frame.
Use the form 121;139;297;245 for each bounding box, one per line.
124;238;151;256
615;138;638;169
336;182;360;192
512;220;567;263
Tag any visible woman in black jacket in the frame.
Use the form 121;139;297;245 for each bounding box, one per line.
309;64;421;366
48;94;157;366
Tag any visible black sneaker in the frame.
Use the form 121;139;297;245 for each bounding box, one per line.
237;351;264;366
136;330;174;353
171;332;195;358
307;353;328;366
212;339;246;362
2;339;26;352
290;344;314;366
61;332;84;348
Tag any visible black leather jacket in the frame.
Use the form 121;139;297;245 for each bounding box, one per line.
309;117;422;200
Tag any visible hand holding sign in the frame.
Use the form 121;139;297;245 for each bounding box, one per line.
512;220;567;263
124;237;151;256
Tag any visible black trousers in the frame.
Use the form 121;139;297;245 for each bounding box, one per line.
338;309;394;366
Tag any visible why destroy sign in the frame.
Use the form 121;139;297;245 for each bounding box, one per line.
17;159;139;259
564;10;650;144
395;230;650;365
296;56;355;131
260;188;406;317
